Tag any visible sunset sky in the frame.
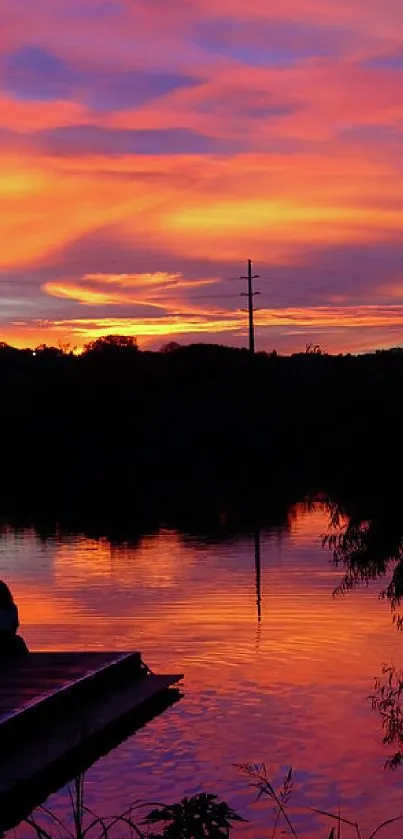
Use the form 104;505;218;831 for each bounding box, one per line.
2;0;403;353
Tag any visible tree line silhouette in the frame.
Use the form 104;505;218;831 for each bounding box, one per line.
0;336;402;526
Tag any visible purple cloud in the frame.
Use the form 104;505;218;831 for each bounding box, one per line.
34;125;246;155
3;46;79;101
363;52;403;70
83;70;203;111
3;44;203;111
192;19;352;67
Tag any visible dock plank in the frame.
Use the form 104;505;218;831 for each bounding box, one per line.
0;673;180;790
0;651;143;735
0;651;183;831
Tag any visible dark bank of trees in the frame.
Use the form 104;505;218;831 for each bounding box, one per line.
0;336;402;524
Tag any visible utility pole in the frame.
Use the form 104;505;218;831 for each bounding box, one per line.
241;259;259;355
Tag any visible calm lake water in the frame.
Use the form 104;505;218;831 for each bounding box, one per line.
2;502;403;838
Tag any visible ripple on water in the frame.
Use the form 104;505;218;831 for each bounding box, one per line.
1;505;403;837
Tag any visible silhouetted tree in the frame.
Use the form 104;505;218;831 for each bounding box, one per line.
305;343;322;354
160;341;181;353
34;344;64;358
83;335;138;355
0;335;401;525
324;494;403;625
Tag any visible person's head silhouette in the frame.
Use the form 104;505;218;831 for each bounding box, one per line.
0;581;28;655
0;580;14;609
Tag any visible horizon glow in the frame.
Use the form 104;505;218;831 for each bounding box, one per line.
2;0;403;353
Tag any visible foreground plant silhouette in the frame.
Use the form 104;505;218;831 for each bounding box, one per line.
22;764;403;839
371;663;403;770
23;678;403;839
24;777;242;839
143;794;243;838
238;763;403;839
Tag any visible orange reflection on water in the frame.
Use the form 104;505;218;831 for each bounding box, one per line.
7;506;396;686
52;531;196;589
3;504;403;837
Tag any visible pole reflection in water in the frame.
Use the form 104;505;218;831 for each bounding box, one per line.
254;529;262;623
4;503;403;838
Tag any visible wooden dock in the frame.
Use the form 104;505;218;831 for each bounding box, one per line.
0;651;183;832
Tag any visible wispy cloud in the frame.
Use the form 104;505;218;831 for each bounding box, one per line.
44;272;218;309
2;0;403;351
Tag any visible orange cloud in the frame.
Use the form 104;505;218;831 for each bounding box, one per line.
43;272;218;308
0;95;91;133
0;154;163;267
2;0;403;352
1;142;402;275
256;305;403;328
6;304;403;354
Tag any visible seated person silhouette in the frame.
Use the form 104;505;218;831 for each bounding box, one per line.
0;580;29;656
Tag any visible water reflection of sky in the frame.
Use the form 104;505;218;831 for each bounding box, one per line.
2;503;403;837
